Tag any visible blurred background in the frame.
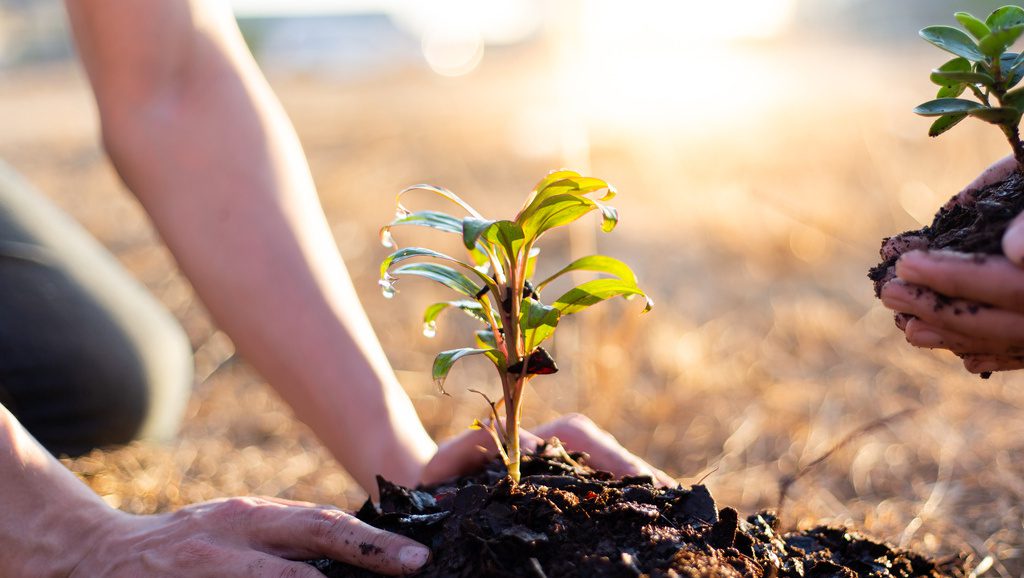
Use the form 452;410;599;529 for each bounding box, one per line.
2;0;1024;574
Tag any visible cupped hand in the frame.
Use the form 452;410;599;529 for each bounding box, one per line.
71;496;430;577
420;413;676;487
881;251;1024;374
880;154;1024;374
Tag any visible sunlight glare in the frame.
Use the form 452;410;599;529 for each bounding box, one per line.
565;0;797;131
421;26;485;77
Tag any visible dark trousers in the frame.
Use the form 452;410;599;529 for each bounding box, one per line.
0;161;192;456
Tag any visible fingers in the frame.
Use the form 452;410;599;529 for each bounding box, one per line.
963;354;1024;374
881;234;928;261
944;154;1018;210
420;425;544;486
531;414;677;487
895;251;1024;314
881;280;1024;348
1003;210;1024;266
243;553;325;578
903;318;1015;355
219;499;429;576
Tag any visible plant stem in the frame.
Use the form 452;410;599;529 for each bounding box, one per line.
991;56;1024;172
504;377;522;483
1002;124;1024;170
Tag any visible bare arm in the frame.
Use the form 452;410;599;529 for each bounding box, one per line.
0;406;430;576
64;0;436;493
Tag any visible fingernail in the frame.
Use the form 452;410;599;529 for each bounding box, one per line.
880;292;911;311
400;545;430;569
971;360;999;374
910;330;942;347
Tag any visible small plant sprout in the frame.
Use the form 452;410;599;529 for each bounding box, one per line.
914;6;1024;167
379;171;652;483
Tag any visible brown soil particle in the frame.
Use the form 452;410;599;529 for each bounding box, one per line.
869;169;1024;297
308;450;964;577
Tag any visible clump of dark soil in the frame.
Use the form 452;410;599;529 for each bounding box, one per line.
868;169;1024;296
309;448;964;577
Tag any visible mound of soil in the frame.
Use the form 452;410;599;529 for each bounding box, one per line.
308;448;964;577
869;169;1024;295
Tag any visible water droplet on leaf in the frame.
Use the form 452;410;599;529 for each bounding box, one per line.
380;229;396;248
422;321;437;338
379;278;397;299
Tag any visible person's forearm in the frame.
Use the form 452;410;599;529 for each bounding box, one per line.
66;0;435;494
0;406;114;576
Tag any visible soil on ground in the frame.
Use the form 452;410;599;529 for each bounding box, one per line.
869;169;1024;295
309;448;965;577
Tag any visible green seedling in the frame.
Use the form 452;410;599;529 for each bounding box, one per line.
379;171;652;483
914;6;1024;167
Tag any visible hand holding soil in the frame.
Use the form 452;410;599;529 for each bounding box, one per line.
70;498;431;577
877;156;1024;375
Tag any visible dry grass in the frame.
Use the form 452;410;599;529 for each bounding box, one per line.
2;39;1023;575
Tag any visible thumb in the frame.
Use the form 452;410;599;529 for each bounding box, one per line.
1003;210;1024;265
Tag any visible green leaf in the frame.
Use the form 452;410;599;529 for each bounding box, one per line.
432;348;498;393
461;217;494;250
553;279;654;316
535;255;639;292
1004;85;1024;108
987;5;1024;30
381;210;491;267
929;69;994;86
913;98;984;116
928;113;968;137
381;247;497;291
381;247;471;277
423;300;489;329
956;12;991;39
481;220;526;262
380;210;462;249
516;175;616;225
979;24;1024;58
1004;52;1024;88
936;84;967;98
929;57;972;86
524;247;540;281
390;263;483;298
396;184;483;219
920;26;986;61
521;194;597;240
519;298;560;348
475;329;498;349
968;106;1021;124
472;331;506;369
597;204;619;233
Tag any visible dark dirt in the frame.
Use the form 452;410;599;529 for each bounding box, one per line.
308;448;964;577
868;169;1024;296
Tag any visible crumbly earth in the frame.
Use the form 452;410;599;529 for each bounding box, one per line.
308;451;964;578
869;169;1024;296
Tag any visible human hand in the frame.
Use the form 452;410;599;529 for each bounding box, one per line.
879;155;1024;374
420;413;676;487
71;497;430;577
881;251;1024;374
